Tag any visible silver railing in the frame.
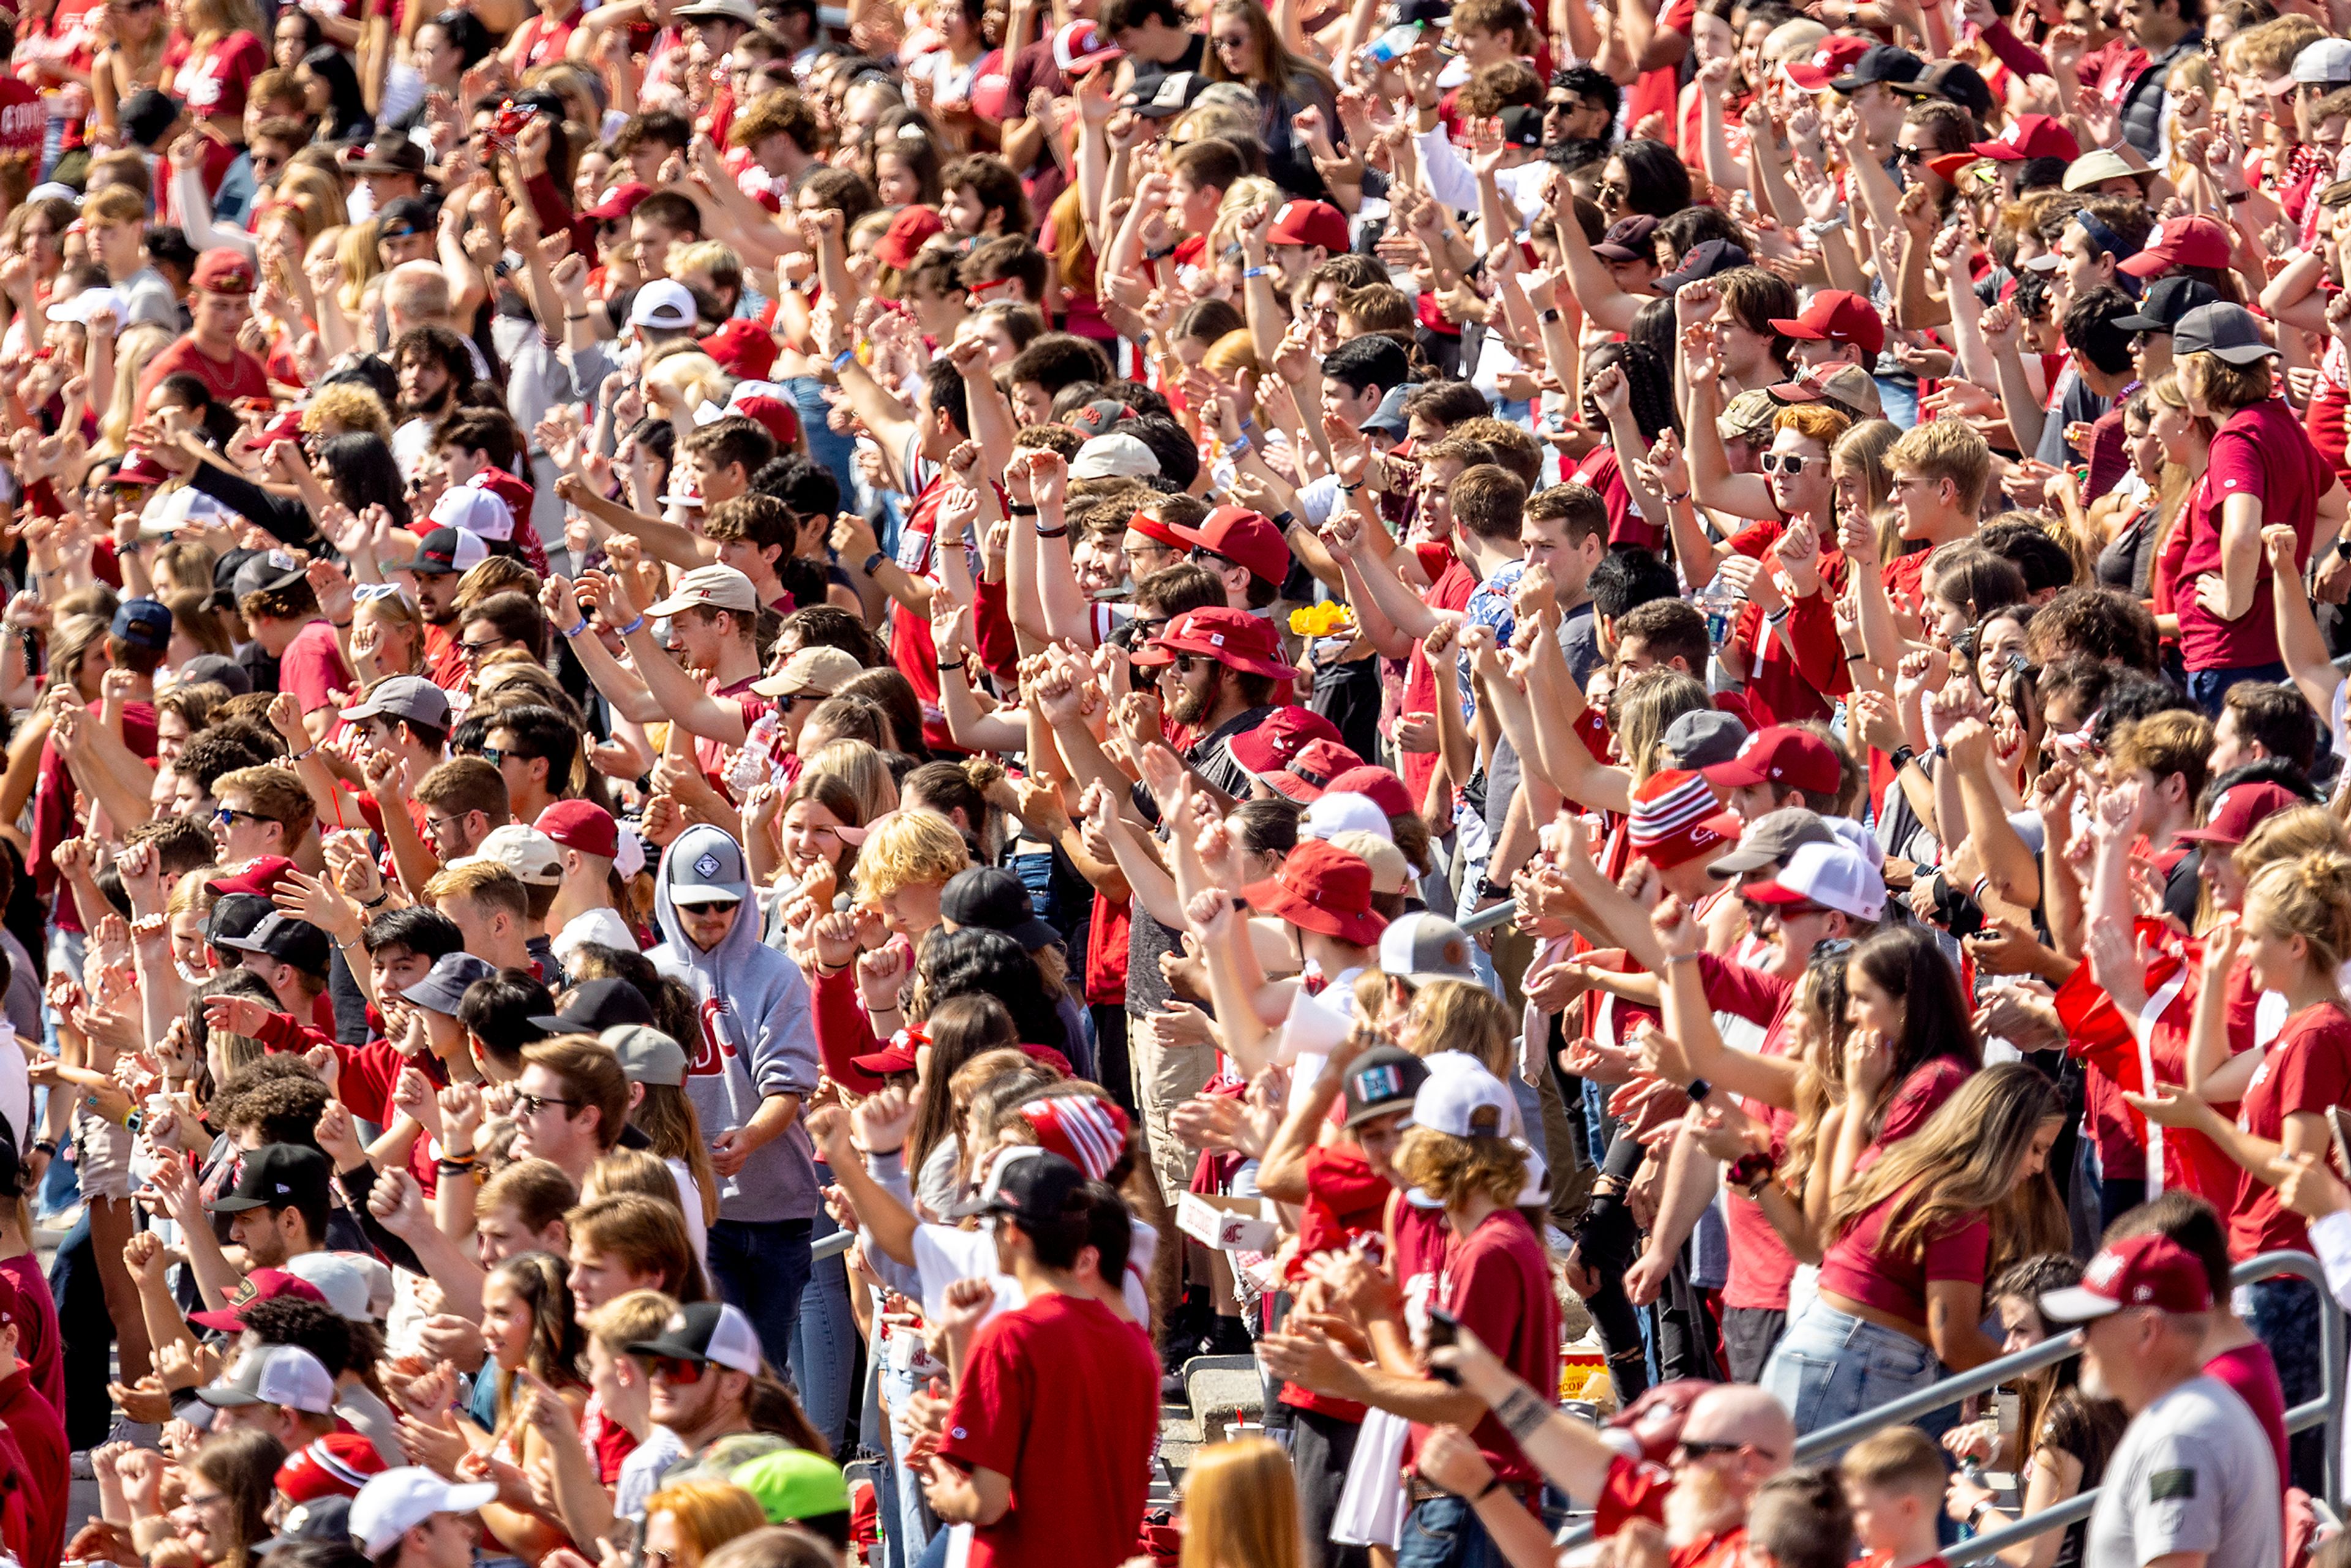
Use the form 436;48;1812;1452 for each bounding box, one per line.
1554;1249;2343;1560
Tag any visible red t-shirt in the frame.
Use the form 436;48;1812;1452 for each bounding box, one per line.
0;1367;64;1568
2206;1340;2290;1491
1874;1054;1974;1152
508;9;577;68
2179;397;2335;672
0;1256;61;1425
133;334;270;423
1696;956;1800;1311
935;1291;1160;1568
1817;1187;1990;1327
280;618;354;717
2230;1000;2351;1258
1399;553;1475;811
1569;446;1651;550
1280;1142;1387;1422
1412;1209;1559;1484
1883;546;1932;613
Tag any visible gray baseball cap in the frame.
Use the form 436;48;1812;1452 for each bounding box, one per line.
1663;710;1749;770
667;833;750;906
604;1024;687;1087
339;675;452;730
2173;302;2278;366
1707;807;1837;879
1376;910;1480;986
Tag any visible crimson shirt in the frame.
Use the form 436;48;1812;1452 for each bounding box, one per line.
2179;397;2335;671
1818;1188;1990;1326
0;1367;64;1568
935;1291;1160;1568
1412;1208;1559;1484
2230;1000;2351;1258
133;334;270;422
0;1257;60;1425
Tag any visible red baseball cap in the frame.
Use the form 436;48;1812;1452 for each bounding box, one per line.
1768;289;1885;359
1700;725;1841;795
188;1268;329;1334
1327;764;1414;819
699;319;780;382
874;203;946;271
2120;214;2232;277
850;1040;921;1076
2039;1232;2214;1321
1783;35;1873;91
1130;607;1298;681
205;855;298;899
1052;18;1122;73
2174;779;2305;847
1265;737;1370;803
276;1433;391;1504
1970;113;2079;163
192;248;256;296
113;451;172;487
1242;838;1387;944
1230;705;1344;778
582;182;653;223
1267;200;1349;253
537;800;620;861
1168;505;1292;590
730;394;802;451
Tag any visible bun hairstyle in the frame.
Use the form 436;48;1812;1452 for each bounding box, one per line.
2245;850;2351;978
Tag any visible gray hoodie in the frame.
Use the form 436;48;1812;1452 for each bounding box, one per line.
648;824;822;1223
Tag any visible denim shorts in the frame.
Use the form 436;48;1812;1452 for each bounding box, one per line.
1759;1298;1942;1451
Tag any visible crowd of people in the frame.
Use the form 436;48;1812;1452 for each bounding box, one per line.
12;0;2351;1558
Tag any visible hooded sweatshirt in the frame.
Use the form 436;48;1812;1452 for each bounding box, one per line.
649;823;822;1223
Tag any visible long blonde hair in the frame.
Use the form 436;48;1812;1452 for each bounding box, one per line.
1831;1062;2068;1283
100;322;175;456
1613;667;1711;786
1178;1436;1304;1568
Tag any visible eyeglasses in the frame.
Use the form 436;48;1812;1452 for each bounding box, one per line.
458;637;505;658
645;1354;707;1384
1757;452;1812;476
184;1490;228;1509
424;813;473;839
516;1092;581;1116
213;807;268;827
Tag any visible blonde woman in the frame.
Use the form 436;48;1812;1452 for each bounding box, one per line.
301;383;395;446
349;585;426;685
803;738;900;824
96;323;175;459
1178;1436;1304;1568
644;349;733;446
852;808;972;944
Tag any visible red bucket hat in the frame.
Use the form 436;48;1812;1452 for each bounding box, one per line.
1241;839;1387;944
1326;764;1414;818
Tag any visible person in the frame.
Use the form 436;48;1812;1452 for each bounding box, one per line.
348;1469;499;1568
1176;1438;1304;1568
1840;1428;1948;1568
928;1151;1159;1568
648;826;822;1375
2039;1232;2282;1568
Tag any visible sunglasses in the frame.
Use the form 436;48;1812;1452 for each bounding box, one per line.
1678;1439;1771;1460
645;1354;707;1383
213;806;268;827
1172;653;1215;674
353;582;405;602
479;744;534;766
458;638;504;658
1757;452;1812;476
1893;145;1925;165
1597;180;1628;203
516;1092;581;1116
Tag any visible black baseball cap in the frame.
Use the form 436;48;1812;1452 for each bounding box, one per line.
1497;104;1543;148
1891;59;1992;118
1343;1046;1431;1128
111;598;172;652
2112;275;2224;334
529;976;658;1034
206;892;277;948
396;527;486;577
180;653;253;695
983;1149;1090;1229
1831;43;1923;91
209;1143;332;1214
1656;239;1752;294
217;912;333;980
940;867;1060;951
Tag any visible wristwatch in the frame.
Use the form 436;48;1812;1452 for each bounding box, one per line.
1475;874;1512;902
1888;744;1919;773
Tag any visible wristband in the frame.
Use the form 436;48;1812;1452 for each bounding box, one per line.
617;614;647;637
2333;536;2350;563
1144;242;1176;260
30;1141;53;1157
1665;951;1703;967
1662;490;1690;505
362;890;389;909
831;347;857;372
1034;526;1068;539
1007;502;1040;517
290;745;318;762
1273;509;1297;530
937;659;967;672
1226;433;1252;456
1474;1475;1509;1501
561;617;589;639
1243;266;1271;279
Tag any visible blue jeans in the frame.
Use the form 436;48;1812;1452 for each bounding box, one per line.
705;1217;814;1380
779;376;861;508
1395;1493;1528;1568
2187;661;2292;718
1760;1299;1943;1453
789;1179;857;1452
2245;1274;2324;1495
881;1352;937;1566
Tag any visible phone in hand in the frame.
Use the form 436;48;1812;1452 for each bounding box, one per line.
1427;1306;1461;1384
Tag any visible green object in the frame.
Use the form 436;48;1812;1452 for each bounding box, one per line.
732;1449;851;1524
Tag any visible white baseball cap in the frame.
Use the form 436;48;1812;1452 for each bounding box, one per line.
1407;1051;1515;1138
197;1344;337;1414
1300;792;1393;844
430;483;516;542
1744;839;1885;922
350;1468;498;1556
457;824;564;887
282;1252;375;1322
629;279;699;331
1069;432;1158;480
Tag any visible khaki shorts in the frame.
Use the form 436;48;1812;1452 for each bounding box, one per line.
74;1110;135;1202
1128;1015;1217;1205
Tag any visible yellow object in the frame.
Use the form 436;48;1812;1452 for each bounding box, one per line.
1290;601;1357;637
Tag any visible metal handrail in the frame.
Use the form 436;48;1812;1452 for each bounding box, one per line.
1551;1248;2344;1559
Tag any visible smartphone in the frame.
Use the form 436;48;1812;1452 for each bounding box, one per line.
2326;1105;2351;1179
1427;1306;1461;1384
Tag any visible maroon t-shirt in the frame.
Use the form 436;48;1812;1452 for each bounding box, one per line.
2230;1001;2351;1258
1818;1188;1991;1326
2179;397;2336;671
2207;1340;2291;1492
1411;1209;1560;1484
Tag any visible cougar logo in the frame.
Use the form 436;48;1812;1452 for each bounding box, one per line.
689;999;739;1075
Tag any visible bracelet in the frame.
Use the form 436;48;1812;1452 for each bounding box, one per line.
1143;242;1176;260
1844;650;1870;662
1035;525;1068;539
1243;266;1271;279
1494;1386;1553;1442
1226;433;1252;456
816;961;852;977
1662;490;1690;505
291;744;318;762
1539;307;1562;323
1273;509;1298;530
362;890;389;909
1475;1474;1510;1501
30;1141;53;1157
937;659;967;672
1764;606;1791;625
1664;951;1703;966
565;312;590;321
1007;502;1040;517
831;347;857;372
1340;481;1364;494
617;615;647;637
939;537;970;549
561;617;589;639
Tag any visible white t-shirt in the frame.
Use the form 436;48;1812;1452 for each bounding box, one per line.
664;1155;709;1262
2083;1375;2281;1568
909;1220;1153;1329
615;1424;687;1520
